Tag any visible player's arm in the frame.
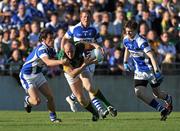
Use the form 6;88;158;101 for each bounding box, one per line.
146;51;160;72
65;57;96;78
61;27;73;49
123;47;130;63
41;56;69;67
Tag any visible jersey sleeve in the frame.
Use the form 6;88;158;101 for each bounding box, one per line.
140;42;151;53
64;26;74;39
37;48;48;58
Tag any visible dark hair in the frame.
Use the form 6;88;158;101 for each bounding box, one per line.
39;29;54;42
125;20;138;30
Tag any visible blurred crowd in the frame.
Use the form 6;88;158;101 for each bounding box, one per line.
0;0;180;79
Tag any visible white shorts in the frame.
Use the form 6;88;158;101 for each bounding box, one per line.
19;72;47;93
64;67;93;86
134;70;156;84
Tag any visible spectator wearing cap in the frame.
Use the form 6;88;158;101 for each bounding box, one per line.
11;3;32;29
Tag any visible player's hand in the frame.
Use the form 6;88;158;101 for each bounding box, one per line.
154;71;164;84
60;58;69;65
123;62;131;72
83;56;96;66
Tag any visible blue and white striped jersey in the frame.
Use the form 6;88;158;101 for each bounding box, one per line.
123;34;152;72
65;22;102;43
20;42;56;75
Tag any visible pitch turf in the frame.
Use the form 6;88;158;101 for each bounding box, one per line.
0;111;180;131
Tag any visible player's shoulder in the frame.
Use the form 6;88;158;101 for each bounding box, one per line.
135;34;148;46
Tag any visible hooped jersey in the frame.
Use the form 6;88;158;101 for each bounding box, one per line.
20;42;56;75
123;34;152;72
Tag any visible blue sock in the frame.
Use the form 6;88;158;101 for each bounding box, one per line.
92;98;102;111
25;96;30;105
49;112;57;121
149;99;164;112
164;95;172;104
70;93;76;101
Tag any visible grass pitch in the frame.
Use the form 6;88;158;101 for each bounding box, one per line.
0;111;179;131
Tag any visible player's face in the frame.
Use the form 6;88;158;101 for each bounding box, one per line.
125;27;136;39
64;45;75;59
45;34;55;47
80;12;90;27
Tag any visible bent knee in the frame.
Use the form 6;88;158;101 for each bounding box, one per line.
134;88;143;98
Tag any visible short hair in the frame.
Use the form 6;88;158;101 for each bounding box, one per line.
80;9;91;17
39;28;54;42
125;20;138;30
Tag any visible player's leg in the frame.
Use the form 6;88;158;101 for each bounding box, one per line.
65;93;77;112
19;73;41;113
134;80;169;120
80;72;109;119
151;85;173;119
69;79;99;121
39;82;61;122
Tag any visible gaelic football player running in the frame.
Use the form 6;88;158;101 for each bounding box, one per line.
123;20;173;121
60;40;116;120
19;29;68;122
61;9;117;117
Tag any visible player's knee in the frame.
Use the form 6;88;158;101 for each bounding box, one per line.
31;97;41;105
134;88;143;98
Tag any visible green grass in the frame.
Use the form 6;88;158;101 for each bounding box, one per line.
0;111;180;131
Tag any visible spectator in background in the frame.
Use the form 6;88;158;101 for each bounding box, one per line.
146;30;160;54
10;39;19;51
11;3;32;29
99;22;112;41
113;10;125;36
2;30;11;45
27;0;44;22
102;39;115;63
140;9;152;29
0;0;11;23
0;44;8;74
9;27;18;42
7;49;23;84
9;0;18;16
101;11;114;35
108;48;124;75
135;2;144;23
138;21;149;37
175;28;180;62
0;30;10;57
28;21;40;48
147;0;156;22
158;32;176;64
161;11;171;32
45;12;62;33
92;11;101;32
37;0;55;21
54;28;65;53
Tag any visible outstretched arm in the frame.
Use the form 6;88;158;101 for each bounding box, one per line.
41;56;68;67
